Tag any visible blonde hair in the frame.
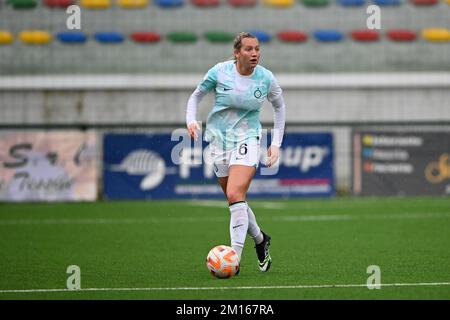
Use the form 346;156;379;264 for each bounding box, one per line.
228;32;257;61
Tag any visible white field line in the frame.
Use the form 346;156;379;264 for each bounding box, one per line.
1;282;450;294
0;212;450;226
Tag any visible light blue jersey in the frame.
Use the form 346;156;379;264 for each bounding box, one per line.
197;60;282;149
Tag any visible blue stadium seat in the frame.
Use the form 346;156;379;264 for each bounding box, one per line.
94;32;125;43
338;0;365;6
247;30;271;43
372;0;401;5
57;31;88;44
154;0;185;7
313;30;344;42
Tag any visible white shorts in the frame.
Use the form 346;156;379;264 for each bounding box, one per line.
210;138;260;178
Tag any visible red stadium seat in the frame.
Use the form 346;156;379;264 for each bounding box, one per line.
44;0;74;7
227;0;257;6
191;0;220;6
386;29;417;42
410;0;438;5
130;32;161;43
277;30;308;43
351;30;380;42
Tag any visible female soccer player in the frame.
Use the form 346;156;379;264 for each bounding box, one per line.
186;32;286;273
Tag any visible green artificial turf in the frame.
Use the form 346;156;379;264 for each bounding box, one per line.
0;197;449;299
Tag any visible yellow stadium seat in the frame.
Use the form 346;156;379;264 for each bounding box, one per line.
0;31;14;44
117;0;148;7
421;28;450;42
263;0;294;7
19;30;52;44
80;0;111;8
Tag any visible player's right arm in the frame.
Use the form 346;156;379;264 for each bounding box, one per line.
186;64;219;140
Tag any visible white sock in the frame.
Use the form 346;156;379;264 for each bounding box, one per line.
229;201;249;261
247;205;264;245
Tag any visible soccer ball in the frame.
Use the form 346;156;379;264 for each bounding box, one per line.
206;245;240;279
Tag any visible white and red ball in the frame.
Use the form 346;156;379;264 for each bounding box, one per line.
206;245;240;279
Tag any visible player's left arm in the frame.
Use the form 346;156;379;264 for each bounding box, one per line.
266;76;286;167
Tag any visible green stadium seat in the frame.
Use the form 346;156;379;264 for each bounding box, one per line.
204;31;234;43
0;31;14;45
7;0;37;9
80;0;111;8
263;0;295;7
44;0;74;7
351;30;380;42
422;28;450;42
301;0;329;6
227;0;257;6
277;30;308;43
19;30;52;44
117;0;149;8
386;29;417;42
130;32;161;43
191;0;220;6
167;32;198;43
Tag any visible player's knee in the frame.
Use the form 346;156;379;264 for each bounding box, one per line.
226;189;245;204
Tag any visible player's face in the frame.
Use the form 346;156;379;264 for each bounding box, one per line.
235;37;260;69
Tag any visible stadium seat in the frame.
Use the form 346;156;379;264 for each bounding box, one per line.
56;31;88;43
44;0;74;7
167;32;198;43
227;0;257;6
19;31;52;44
80;0;111;8
409;0;437;5
204;31;234;43
386;29;417;42
0;31;14;45
302;0;329;6
277;30;308;43
247;30;271;43
313;30;344;42
351;30;379;42
7;0;37;9
154;0;185;7
191;0;220;6
94;32;125;43
372;0;401;5
421;28;450;42
117;0;148;7
130;32;161;43
337;0;365;6
263;0;295;7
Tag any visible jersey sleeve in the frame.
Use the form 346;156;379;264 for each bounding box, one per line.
266;71;286;148
197;63;219;92
267;72;283;102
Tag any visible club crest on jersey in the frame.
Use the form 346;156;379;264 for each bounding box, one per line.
254;89;262;99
